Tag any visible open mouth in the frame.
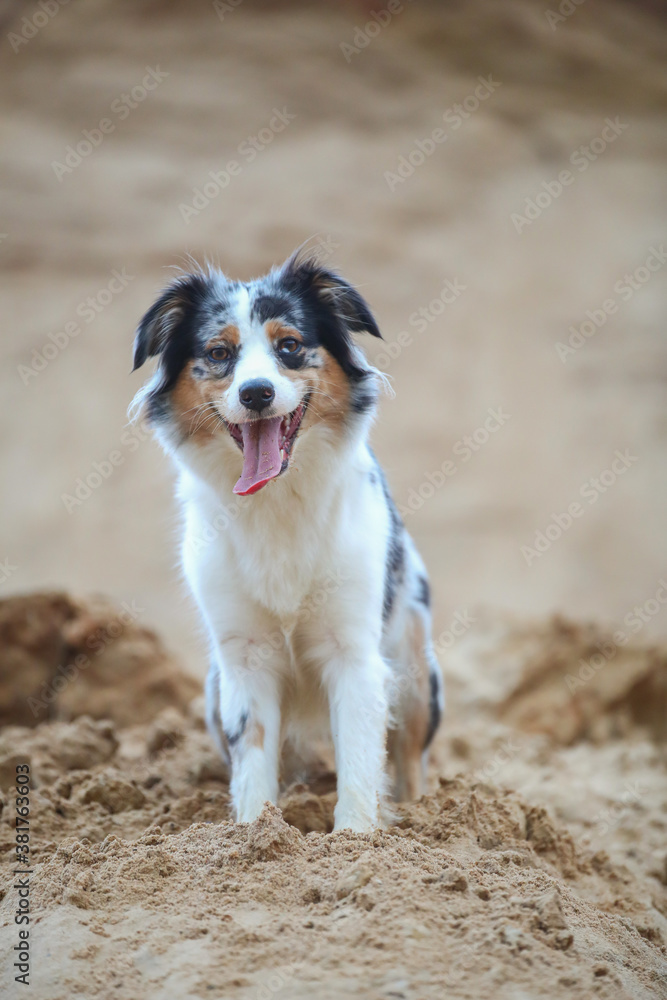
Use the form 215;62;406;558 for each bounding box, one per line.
225;396;309;496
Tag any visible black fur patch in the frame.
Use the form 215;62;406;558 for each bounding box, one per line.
251;294;298;327
224;711;248;748
351;388;377;414
145;392;172;424
416;576;431;607
383;519;405;621
276;348;308;370
374;460;405;622
280;255;382;382
424;671;441;749
133;273;210;380
203;346;238;380
133;273;215;420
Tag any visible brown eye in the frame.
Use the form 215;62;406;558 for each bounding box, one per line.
208;345;230;362
278;337;301;355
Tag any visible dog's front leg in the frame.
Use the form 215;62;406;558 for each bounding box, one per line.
212;642;282;823
324;649;390;833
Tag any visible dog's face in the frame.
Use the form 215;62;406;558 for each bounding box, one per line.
132;253;382;495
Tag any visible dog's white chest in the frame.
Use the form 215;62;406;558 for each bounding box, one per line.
231;527;315;616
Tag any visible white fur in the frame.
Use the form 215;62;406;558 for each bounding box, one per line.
220;286;302;424
171;411;392;831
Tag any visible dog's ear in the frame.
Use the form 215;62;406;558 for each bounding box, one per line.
281;252;382;378
307;267;383;340
132;273;209;372
282;252;382;339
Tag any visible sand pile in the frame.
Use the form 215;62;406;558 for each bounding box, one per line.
445;613;667;745
0;593;199;729
0;594;666;999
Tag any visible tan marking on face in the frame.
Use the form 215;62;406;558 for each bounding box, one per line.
170;359;228;443
264;319;302;347
210;324;240;347
300;348;350;435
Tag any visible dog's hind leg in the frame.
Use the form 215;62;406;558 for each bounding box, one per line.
204;659;230;767
388;605;444;802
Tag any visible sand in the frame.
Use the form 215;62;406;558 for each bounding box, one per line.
0;593;665;999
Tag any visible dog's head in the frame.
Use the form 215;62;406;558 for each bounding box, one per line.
131;252;383;495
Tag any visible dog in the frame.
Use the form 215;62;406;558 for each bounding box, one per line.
131;250;444;832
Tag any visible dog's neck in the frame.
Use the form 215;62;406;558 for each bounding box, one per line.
165;417;373;528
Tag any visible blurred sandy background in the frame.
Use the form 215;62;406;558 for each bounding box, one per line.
2;0;667;674
2;6;667;997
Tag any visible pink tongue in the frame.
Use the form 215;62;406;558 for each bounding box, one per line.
233;417;283;495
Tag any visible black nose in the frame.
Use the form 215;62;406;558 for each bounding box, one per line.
239;378;275;412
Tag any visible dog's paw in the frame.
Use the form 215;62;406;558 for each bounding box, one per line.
236;794;277;824
333;804;379;834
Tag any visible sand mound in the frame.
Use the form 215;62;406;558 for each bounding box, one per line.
1;597;666;998
446;613;667;746
8;773;667;999
0;592;199;728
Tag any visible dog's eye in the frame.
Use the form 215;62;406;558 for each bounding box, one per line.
278;337;301;355
208;346;230;362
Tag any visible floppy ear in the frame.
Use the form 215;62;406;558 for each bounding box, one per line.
308;268;382;340
281;252;382;378
282;252;382;338
132;273;209;373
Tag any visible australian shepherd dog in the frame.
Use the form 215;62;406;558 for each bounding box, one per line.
131;250;443;832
